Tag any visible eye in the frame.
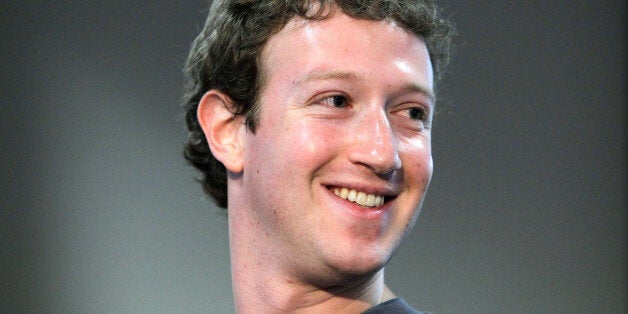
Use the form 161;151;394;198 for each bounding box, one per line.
394;105;432;130
408;107;424;120
319;95;348;108
401;107;428;121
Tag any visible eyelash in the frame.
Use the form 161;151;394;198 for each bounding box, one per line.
319;95;349;108
405;107;428;121
315;94;429;124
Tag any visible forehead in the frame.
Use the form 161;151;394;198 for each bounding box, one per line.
258;12;433;93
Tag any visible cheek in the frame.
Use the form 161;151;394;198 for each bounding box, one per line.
402;137;433;181
245;118;338;185
284;119;339;168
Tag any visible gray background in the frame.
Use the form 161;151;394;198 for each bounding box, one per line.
1;1;625;313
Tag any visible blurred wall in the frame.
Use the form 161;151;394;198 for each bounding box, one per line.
1;1;625;313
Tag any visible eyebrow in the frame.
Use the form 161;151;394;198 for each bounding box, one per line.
302;70;361;82
400;83;435;102
301;70;435;101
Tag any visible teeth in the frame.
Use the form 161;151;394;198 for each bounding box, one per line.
333;187;385;207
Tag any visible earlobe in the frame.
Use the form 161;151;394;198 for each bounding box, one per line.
197;90;245;173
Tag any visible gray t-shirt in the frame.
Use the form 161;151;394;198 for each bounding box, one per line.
362;298;427;314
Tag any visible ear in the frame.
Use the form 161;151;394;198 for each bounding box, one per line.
197;90;245;173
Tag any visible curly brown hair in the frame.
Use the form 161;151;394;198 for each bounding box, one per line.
183;0;455;209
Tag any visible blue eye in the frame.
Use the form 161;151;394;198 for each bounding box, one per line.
311;94;351;111
408;107;424;120
330;95;347;108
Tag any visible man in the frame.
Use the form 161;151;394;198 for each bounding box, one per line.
183;0;453;312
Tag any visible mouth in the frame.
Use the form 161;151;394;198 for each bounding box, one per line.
330;187;395;208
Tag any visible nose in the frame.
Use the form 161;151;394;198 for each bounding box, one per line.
347;108;402;175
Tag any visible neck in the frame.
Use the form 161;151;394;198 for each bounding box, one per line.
227;207;395;313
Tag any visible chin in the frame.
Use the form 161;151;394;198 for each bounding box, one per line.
326;245;392;278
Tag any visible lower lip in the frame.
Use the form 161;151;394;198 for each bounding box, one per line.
325;188;392;221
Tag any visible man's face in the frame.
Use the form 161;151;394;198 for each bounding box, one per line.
239;12;434;282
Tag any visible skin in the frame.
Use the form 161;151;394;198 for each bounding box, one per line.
198;11;434;313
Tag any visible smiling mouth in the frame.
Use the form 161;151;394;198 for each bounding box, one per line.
332;187;388;208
